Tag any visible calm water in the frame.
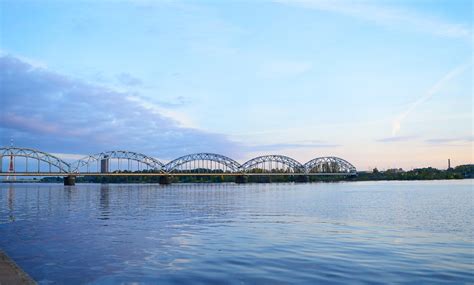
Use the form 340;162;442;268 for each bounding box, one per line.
0;181;473;284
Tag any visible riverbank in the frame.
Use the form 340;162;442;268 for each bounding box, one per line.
0;250;36;284
0;165;472;184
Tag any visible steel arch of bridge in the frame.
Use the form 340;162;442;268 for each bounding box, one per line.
0;146;358;176
240;155;305;173
304;156;357;174
0;147;71;173
165;153;241;173
71;150;164;173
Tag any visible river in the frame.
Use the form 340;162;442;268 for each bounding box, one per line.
0;181;473;284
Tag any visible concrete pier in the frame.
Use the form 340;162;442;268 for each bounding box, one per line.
63;175;76;186
159;176;172;185
295;175;309;183
235;175;248;184
0;250;36;285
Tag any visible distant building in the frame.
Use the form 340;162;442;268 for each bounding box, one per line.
100;156;109;173
385;168;404;174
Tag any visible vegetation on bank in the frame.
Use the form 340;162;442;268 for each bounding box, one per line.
355;164;473;181
32;164;474;183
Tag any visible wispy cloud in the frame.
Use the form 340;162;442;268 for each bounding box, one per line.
116;72;142;86
246;141;339;152
275;0;471;40
425;136;473;145
376;135;417;143
124;95;195;128
392;62;471;136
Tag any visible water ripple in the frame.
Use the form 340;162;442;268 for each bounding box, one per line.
0;181;473;284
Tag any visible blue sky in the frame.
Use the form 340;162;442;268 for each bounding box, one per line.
0;0;472;170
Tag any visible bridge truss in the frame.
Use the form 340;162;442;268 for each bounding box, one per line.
240;155;305;173
0;147;357;177
165;153;241;173
304;157;357;174
70;150;164;173
0;147;70;173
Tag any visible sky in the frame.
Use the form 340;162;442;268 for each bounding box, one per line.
0;0;472;170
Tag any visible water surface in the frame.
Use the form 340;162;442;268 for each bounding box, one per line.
1;181;473;284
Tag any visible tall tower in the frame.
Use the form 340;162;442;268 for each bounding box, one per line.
448;159;451;170
8;153;14;172
7;139;15;181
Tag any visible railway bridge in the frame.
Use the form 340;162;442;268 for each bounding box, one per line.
0;147;357;185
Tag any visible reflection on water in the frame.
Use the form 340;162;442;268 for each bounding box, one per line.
99;185;110;220
0;181;473;284
7;184;14;222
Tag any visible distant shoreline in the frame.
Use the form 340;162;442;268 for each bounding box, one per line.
2;177;472;185
1;179;472;184
1;165;472;184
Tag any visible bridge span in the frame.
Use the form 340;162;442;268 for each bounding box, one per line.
0;147;357;185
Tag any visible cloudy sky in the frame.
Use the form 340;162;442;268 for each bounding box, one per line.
0;0;472;170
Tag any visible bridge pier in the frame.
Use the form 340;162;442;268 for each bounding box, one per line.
159;175;172;185
295;175;309;183
235;175;248;184
256;176;272;183
63;175;76;186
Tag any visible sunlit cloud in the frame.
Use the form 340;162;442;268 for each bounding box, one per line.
391;62;471;136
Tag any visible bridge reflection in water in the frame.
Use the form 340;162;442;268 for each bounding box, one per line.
0;147;357;185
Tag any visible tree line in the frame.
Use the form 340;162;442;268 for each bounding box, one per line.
35;164;474;184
